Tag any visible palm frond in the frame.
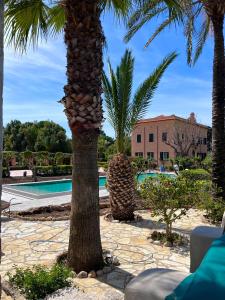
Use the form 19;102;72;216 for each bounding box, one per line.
5;0;51;52
144;16;176;48
184;13;194;65
48;4;65;36
129;51;177;129
103;50;134;152
103;49;177;153
124;6;166;43
100;0;133;18
192;14;210;65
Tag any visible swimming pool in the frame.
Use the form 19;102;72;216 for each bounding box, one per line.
3;173;175;199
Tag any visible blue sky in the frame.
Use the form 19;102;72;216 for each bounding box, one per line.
4;11;213;138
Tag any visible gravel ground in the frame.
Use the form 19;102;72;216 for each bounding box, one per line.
44;287;124;300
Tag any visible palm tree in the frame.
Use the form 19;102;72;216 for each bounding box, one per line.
0;0;4;261
125;0;225;200
103;49;177;220
4;0;134;272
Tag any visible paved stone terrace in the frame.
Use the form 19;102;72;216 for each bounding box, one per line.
1;209;210;299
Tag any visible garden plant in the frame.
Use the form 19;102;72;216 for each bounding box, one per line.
140;175;211;244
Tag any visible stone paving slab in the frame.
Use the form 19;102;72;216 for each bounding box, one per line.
1;209;210;299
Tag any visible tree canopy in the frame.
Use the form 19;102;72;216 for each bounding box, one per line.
3;120;72;153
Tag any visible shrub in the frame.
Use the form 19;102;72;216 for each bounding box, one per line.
201;154;212;173
7;264;73;300
9;166;27;171
203;197;225;225
151;231;189;246
172;156;201;170
180;169;211;181
198;180;225;224
140;175;209;241
34;165;72;177
55;152;64;165
98;161;108;171
2;167;10;178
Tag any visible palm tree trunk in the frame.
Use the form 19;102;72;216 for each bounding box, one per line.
63;0;104;272
68;131;103;272
0;0;4;264
211;13;225;200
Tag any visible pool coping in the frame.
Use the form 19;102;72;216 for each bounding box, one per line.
3;178;107;200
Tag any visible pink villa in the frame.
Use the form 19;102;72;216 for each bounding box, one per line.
131;113;210;165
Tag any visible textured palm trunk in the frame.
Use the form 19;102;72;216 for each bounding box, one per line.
62;0;104;272
107;154;135;221
210;12;225;199
0;0;4;267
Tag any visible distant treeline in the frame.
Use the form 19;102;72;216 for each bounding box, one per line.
3;120;131;160
4;120;72;153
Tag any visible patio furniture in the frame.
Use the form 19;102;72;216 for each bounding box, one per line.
190;211;225;272
125;268;188;300
190;225;223;272
1;198;15;218
166;234;225;300
125;214;225;300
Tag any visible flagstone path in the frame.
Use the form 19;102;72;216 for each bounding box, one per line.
1;209;211;299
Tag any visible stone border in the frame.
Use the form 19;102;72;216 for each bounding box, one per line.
2;281;26;300
3;178;107;199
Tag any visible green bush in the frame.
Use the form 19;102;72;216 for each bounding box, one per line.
7;264;73;300
140;175;209;241
2;167;10;178
172;156;202;170
198;181;225;224
180;169;211;181
203;197;225;224
98;161;108;171
34;165;72;177
9;166;27;170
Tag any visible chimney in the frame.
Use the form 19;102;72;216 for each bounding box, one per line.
188;112;196;123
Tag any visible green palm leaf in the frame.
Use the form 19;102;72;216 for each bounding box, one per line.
5;0;52;52
103;49;177;153
129;51;178;126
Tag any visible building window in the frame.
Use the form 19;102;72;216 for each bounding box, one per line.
198;138;202;145
162;132;167;142
147;152;154;159
197;153;207;160
135;152;143;157
160;152;169;161
149;133;154;142
203;138;207;145
137;134;141;143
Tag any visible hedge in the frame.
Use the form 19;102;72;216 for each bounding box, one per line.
10;166;28;170
98;161;108;171
34;165;72;177
2;167;10;178
179;168;211;181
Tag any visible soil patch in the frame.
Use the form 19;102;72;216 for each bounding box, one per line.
7;198;110;221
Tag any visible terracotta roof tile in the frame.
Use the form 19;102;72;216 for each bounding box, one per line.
137;114;209;128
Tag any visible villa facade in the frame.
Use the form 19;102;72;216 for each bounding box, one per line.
131;113;209;165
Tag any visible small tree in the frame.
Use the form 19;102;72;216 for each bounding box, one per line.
3;151;16;170
140;175;208;241
55;152;64;165
21;151;33;168
35;151;49;166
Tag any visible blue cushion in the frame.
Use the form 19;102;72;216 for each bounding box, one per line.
166;234;225;300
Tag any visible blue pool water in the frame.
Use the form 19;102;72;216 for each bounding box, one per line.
7;173;175;196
